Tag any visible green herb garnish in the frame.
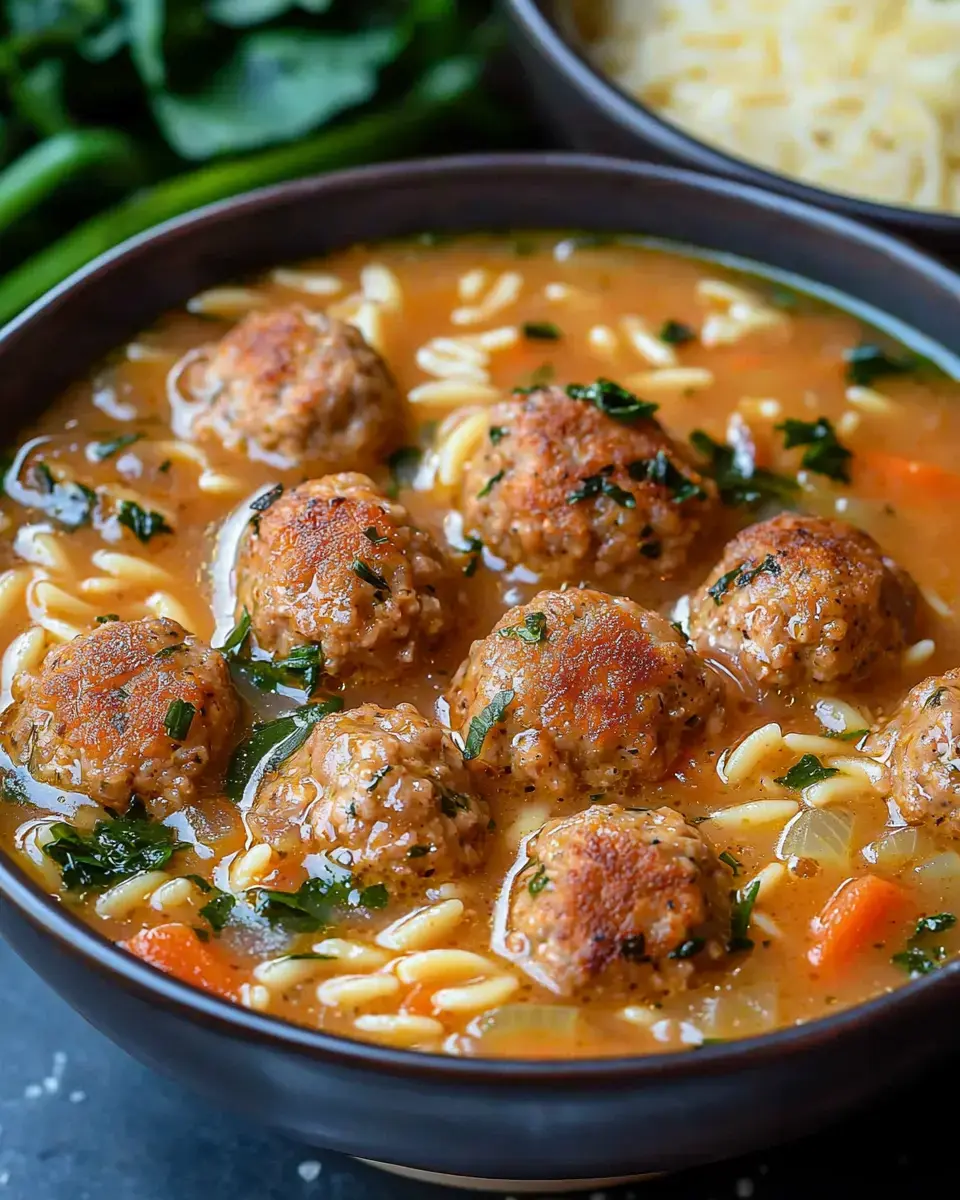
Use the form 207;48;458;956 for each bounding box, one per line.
250;483;283;514
217;608;252;658
28;461;98;529
825;728;869;742
728;879;761;953
164;698;196;740
628;450;706;503
566;378;658;422
527;863;549;896
96;614;120;624
891;913;957;977
924;687;948;710
689;429;798;509
155;642;186;660
776;417;852;484
456;534;484;577
117;500;173;542
476;469;505;499
386;446;422;497
363;526;388;545
225;697;344;804
366;765;392;792
522;321;561;341
620;934;649;962
567;469;635;508
659;319;696;345
708;554;781;604
719;850;742;876
199;890;236;935
461;688;515;761
499;612;547;645
88;432;143;461
774;754;839;790
844;344;915;387
353;559;389;591
669;937;705;960
252;862;388;935
489;426;508;445
43;802;185;892
407;845;431;859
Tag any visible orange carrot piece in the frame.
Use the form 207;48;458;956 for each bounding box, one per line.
808;875;910;972
855;450;960;509
122;923;239;1001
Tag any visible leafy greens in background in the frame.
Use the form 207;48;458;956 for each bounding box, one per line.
0;0;521;324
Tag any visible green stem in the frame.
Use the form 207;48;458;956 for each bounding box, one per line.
0;91;466;328
0;129;139;231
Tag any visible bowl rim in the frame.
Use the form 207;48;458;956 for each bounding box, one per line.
504;0;960;234
2;149;960;1084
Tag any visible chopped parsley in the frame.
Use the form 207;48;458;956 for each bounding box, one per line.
457;534;484;578
439;789;472;818
522;321;562;341
891;912;956;977
640;541;662;559
235;644;324;698
476;469;505;499
251;862;388;935
461;688;515;761
199;890;236;935
924;687;948;710
620;934;649;962
776;417;852;483
628;450;706;503
250;483;283;514
659;319;696;345
352;559;390;591
844;344;915;388
719;850;742;876
565;378;659;422
489;426;508;445
499;612;548;645
164;699;196;740
217;608;252;658
514;362;555;391
728;878;761;953
669;937;705;960
774;754;839;790
708;554;781;605
567;468;635;508
43;802;186;892
386;446;422;497
88;432;143;461
96;613;119;624
527;863;549;895
155;642;186;660
117;500;173;542
366;765;392;792
407;845;431;859
689;429;798;509
225;697;344;804
363;526;389;545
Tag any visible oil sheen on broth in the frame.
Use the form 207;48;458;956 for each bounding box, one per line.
1;235;959;1060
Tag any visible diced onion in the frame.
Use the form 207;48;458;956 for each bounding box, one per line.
776;808;854;868
699;985;779;1038
914;851;960;886
477;1004;579;1041
862;827;927;870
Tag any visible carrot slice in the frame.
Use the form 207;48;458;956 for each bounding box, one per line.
808;875;910;972
122;923;239;1001
855;450;960;509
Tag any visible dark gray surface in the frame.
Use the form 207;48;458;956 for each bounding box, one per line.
0;930;942;1199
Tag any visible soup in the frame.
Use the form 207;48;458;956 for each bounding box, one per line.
1;234;959;1059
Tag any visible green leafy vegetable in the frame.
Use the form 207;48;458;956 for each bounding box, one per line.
689;429;798;509
461;688;515;761
252;860;387;933
891;912;957;977
96;613;120;624
527;863;548;896
164;699;196;740
217;609;252;658
627;450;706;503
456;534;483;577
43;803;186;892
522;321;561;341
728;879;761;953
566;379;658;423
155;642;186;660
566;465;635;508
708;555;781;605
218;605;323;698
476;469;505;498
774;754;840;790
352;559;389;591
513;362;555;392
719;850;741;876
659;319;696;345
117;499;173;542
844;344;915;387
407;844;430;859
88;432;142;461
225;696;344;804
366;765;392;791
708;566;741;606
924;687;948;710
489;426;508;446
776;417;852;484
386;446;422;497
199;890;237;935
250;483;283;514
915;912;957;936
499;612;547;645
363;525;388;545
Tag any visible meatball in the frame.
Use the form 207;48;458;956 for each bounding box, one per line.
1;617;239;813
184;306;403;468
865;670;960;837
235;474;451;679
505;804;730;995
447;588;723;795
459;386;718;581
250;703;490;885
688;513;917;690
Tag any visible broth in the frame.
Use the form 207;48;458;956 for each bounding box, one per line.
2;234;959;1058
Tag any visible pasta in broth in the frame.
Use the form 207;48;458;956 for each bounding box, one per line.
2;234;960;1059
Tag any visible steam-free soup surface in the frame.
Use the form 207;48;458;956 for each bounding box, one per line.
2;234;959;1059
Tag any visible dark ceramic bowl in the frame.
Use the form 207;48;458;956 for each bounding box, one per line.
1;154;960;1189
503;0;960;254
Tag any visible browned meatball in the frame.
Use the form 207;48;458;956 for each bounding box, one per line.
184;306;403;467
865;670;960;837
250;703;489;886
505;804;730;995
1;618;239;813
688;513;917;690
235;474;450;679
459;386;718;581
447;588;723;795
